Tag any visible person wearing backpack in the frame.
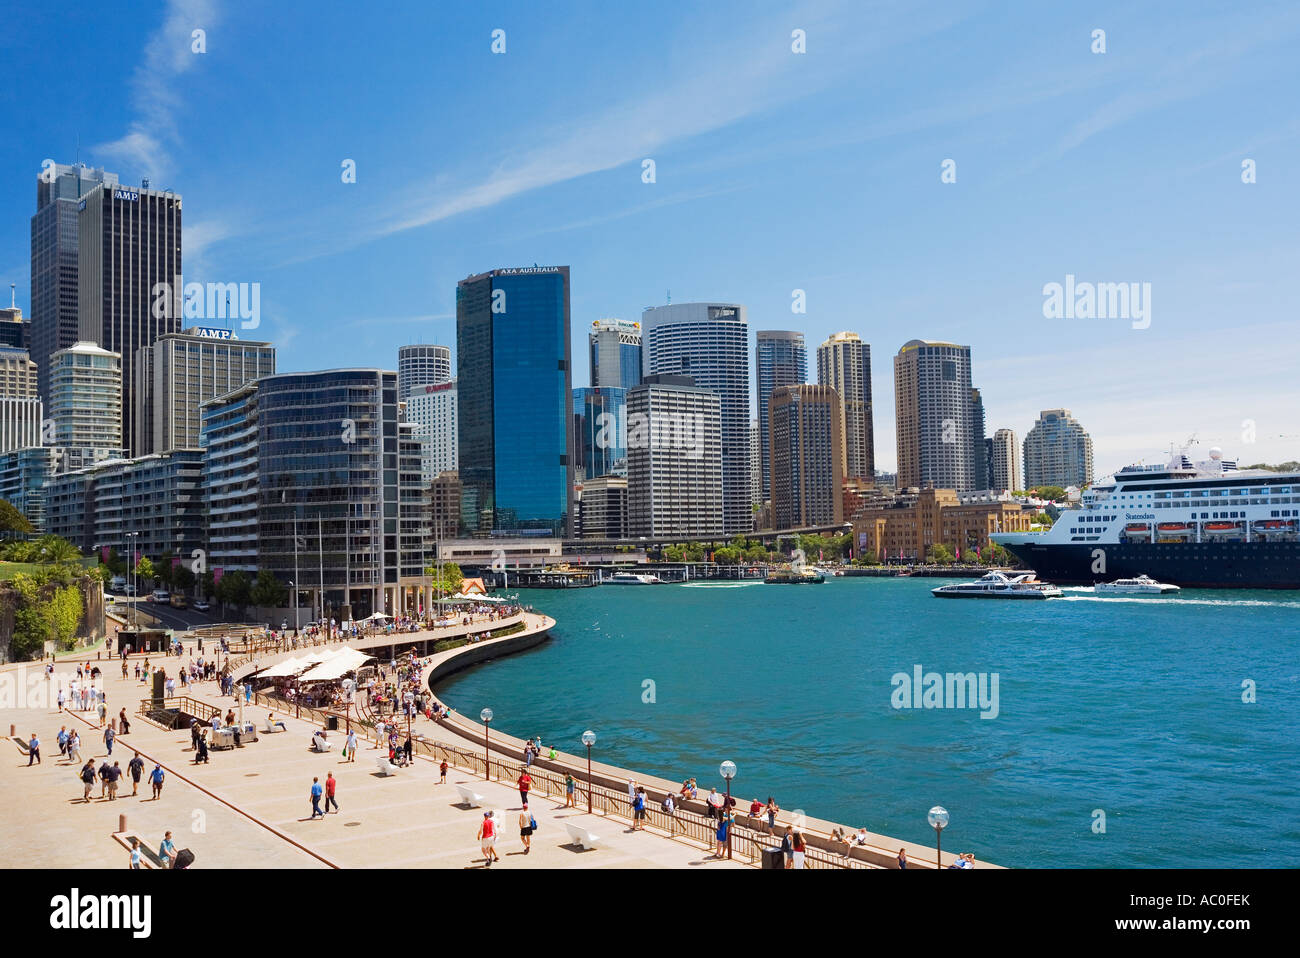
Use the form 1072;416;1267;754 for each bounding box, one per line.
632;786;648;830
519;809;535;853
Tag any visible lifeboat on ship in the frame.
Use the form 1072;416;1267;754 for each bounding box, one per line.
1253;519;1297;535
1156;522;1191;533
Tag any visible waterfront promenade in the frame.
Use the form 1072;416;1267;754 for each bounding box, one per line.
2;610;996;869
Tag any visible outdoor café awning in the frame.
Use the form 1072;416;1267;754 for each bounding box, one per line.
296;647;375;682
258;656;309;678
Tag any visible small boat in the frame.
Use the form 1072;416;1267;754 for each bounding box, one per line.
1202;521;1242;533
931;570;1062;599
1157;522;1192;533
765;567;826;584
608;572;663;585
1124;523;1151;534
1253;519;1297;534
1094;574;1180;595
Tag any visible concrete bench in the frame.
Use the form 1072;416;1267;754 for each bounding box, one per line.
564;823;600;850
375;757;399;776
454;784;484;807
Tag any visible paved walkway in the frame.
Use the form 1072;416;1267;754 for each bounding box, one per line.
1;657;744;869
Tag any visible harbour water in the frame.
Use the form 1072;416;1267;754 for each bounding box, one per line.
437;577;1300;867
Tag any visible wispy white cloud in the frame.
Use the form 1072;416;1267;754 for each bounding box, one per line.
94;0;218;182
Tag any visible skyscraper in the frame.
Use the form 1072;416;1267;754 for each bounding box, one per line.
755;330;807;504
404;380;458;482
0;347;41;454
970;386;987;491
990;428;1020;492
573;386;627;480
0;288;29;350
589;319;642;390
1024;409;1094;489
893;340;981;493
769;384;846;529
457;266;572;536
48;342;124;471
77;178;183;456
816;331;874;481
31;163;115;402
135;327;275;456
641;302;750;535
626;374;723;538
397;344;451;400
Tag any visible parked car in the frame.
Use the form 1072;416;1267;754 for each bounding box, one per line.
193;600;210;612
169;593;188;609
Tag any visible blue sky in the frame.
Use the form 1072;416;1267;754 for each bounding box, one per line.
2;0;1298;473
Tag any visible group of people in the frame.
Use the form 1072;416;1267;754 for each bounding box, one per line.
77;752;165;802
128;831;184;869
521;737;554;766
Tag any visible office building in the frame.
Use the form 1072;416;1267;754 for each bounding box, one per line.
44;448;205;560
816;331;874;482
429;471;463;540
135;326;275;456
578;475;628;539
894;340;982;493
0;289;29;350
48;341;124;470
970;387;987;491
749;420;760;511
0;446;59;532
200;381;261;573
990;428;1020;492
404;380;458;482
755;330;807;503
769;384;846;529
0;346;41;455
77;177;183;455
397;344;451;400
640;302;750;535
1024;409;1094;489
573;386;627;480
589;318;642;390
457;266;572;537
31;163;115;401
626;374;723;538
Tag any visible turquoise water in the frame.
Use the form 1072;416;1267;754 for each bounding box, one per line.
437;577;1300;867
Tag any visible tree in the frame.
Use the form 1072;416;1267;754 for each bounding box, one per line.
135;557;156;587
425;561;463;597
172;564;196;591
156;551;176;588
251;569;285;609
926;543;955;564
216;570;252;612
713;546;741;565
683;542;706;562
199;569;215;599
0;498;34;535
663;545;685;563
1030;486;1067;502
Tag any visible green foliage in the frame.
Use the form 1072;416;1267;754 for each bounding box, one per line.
683;542;705;562
926;543;956;564
712;546;742;565
0;498;34;534
216;570;252;611
1244;461;1300;473
156;551;176;587
1030;486;1067;502
663;545;684;563
172;564;195;590
5;572;85;659
425;561;463;597
135;556;156;584
251;569;285;608
199;569;215;599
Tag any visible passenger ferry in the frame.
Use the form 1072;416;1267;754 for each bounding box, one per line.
992;447;1300;589
1094;574;1180;595
608;572;664;585
765;567;826;584
931;570;1063;599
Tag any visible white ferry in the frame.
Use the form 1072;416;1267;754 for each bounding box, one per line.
931;570;1063;599
608;572;664;585
1094;575;1180;595
992;446;1300;589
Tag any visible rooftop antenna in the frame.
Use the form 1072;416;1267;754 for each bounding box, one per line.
666;289;671;305
9;283;15;309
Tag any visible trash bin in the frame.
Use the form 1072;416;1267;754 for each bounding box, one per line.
326;715;339;731
761;846;785;870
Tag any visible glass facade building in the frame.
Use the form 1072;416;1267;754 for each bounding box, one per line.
588;319;642;390
755;330;807;503
457;266;572;537
573;386;627;480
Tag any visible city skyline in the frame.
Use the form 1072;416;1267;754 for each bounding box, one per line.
2;1;1298;478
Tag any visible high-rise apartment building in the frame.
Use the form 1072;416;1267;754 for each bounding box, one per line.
0;344;40;452
589;319;642;390
894;340;982;493
970;386;987;491
769;384;846;529
1023;409;1094;489
578;475;628;539
48;341;124;471
0;446;59;532
457;266;572;537
404;380;458;482
135;327;275;456
641;303;750;535
200;381;260;573
31;163;115;401
397;344;451;400
626;374;723;539
755;330;807;503
76;178;182;456
990;428;1020;492
816;331;874;482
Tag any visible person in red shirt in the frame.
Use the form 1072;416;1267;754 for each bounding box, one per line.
324;772;339;813
748;797;763;825
477;811;499;866
439;760;448;783
517;771;531;808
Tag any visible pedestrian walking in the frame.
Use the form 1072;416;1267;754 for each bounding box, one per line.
714;810;734;857
439;760;448;783
519;810;534;853
27;732;40;765
324;772;339;813
96;698;107;728
564;772;576;808
57;726;68;757
477;811;500;865
98;759;111;798
791;830;806;869
310;777;324;818
149;764;165;800
118;708;131;735
67;730;81;764
129;838;142;870
194;732;209;765
517;770;531;809
128;752;144;796
632;786;648;830
345;728;357;762
103;725;115;756
57;688;66;712
80;760;96;802
107;761;122;800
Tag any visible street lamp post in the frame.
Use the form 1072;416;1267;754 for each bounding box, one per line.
480;708;493;781
928;805;950;870
582;730;596;814
720;760;737;859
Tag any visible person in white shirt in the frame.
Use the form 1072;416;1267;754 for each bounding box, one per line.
855;827;870;846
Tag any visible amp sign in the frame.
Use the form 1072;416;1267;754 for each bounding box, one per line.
193;327;238;340
113;189;140;202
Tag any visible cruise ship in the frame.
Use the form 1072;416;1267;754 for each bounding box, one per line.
992;448;1300;589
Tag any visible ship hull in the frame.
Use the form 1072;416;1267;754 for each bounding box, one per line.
999;540;1300;589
